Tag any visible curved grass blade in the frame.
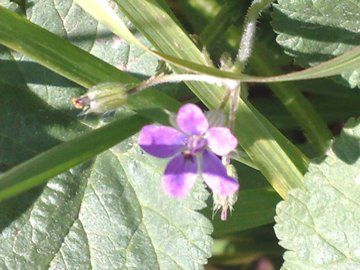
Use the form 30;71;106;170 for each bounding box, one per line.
1;5;360;85
0;115;149;202
73;1;360;84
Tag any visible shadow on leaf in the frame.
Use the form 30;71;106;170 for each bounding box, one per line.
332;118;360;164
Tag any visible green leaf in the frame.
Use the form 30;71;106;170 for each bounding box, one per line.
0;140;212;269
272;0;360;88
275;118;360;269
0;1;212;268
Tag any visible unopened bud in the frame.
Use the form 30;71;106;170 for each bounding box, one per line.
72;82;131;114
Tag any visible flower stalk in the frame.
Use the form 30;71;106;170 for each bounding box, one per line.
235;0;274;69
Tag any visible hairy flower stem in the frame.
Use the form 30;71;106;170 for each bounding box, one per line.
235;0;274;69
126;74;231;96
229;87;240;132
218;89;231;111
218;1;273;166
222;0;273;127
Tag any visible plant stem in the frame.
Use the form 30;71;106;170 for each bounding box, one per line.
127;74;227;95
236;0;274;69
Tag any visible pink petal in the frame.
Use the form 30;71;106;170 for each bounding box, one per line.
202;151;239;196
138;125;186;158
205;127;237;156
163;154;198;198
176;104;208;135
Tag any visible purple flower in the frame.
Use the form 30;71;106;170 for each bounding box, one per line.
138;103;239;198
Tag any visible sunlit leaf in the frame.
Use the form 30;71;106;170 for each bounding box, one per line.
275;118;360;269
272;0;360;88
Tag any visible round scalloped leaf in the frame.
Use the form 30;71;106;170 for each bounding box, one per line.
275;118;360;269
272;0;360;88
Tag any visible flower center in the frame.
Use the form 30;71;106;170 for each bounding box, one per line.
185;135;207;155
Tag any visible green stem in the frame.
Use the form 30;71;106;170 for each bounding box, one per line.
236;0;274;68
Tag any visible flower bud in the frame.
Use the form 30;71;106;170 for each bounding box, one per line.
72;82;131;114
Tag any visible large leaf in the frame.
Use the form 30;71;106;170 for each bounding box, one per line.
272;0;360;88
0;1;212;269
0;139;212;269
275;118;360;269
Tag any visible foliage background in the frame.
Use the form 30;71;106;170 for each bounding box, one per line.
0;0;359;269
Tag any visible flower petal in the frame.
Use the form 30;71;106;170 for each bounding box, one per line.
176;103;208;135
201;151;239;196
138;125;186;158
163;154;198;198
205;127;237;156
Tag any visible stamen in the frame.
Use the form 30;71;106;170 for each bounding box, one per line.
186;135;207;154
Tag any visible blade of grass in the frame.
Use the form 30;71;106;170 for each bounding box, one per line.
254;96;360;130
0;115;148;201
3;4;359;86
